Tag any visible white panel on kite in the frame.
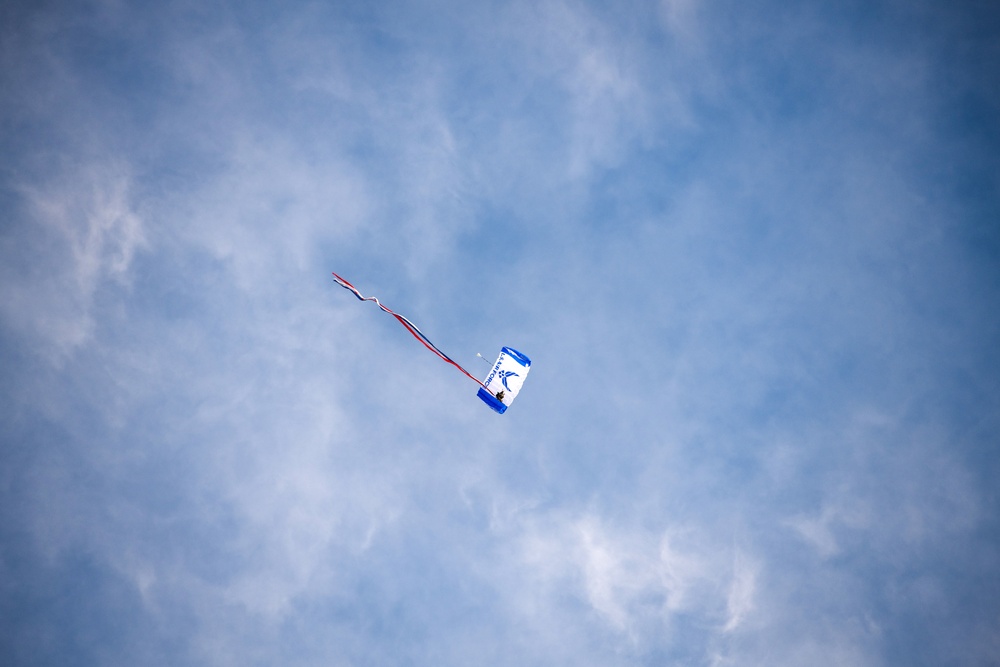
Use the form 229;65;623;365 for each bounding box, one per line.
477;347;531;414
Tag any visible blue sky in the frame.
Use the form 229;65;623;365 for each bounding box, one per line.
2;0;998;665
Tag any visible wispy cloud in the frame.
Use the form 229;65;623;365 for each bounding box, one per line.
1;161;145;357
722;548;757;632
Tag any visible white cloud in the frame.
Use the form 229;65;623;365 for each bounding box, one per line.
1;161;145;358
787;508;842;558
531;1;651;179
508;511;734;648
723;549;757;632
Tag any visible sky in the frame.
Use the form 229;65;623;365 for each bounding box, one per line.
1;0;999;665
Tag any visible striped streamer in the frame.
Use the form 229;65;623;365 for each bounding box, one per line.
332;272;488;390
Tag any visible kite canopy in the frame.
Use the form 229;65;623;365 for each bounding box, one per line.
477;347;531;414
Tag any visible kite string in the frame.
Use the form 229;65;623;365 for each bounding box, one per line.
332;272;489;390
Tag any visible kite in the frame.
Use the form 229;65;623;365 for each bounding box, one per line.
332;272;531;414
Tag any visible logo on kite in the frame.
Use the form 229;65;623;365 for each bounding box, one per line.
331;273;531;415
499;370;519;391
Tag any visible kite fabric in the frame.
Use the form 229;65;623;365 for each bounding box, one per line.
477;347;531;414
331;272;489;390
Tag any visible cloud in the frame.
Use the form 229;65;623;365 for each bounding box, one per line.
0;161;145;358
504;510;748;653
723;549;757;632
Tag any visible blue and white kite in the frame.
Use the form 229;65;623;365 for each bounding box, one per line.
475;346;531;414
332;273;531;414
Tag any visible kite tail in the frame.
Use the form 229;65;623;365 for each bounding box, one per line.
332;272;489;390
